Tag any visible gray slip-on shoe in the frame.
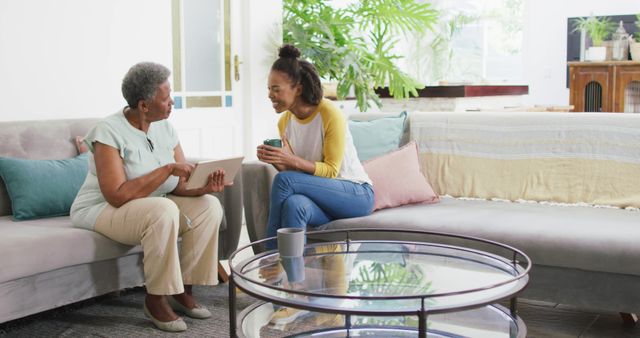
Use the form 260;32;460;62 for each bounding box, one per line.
168;296;212;319
143;303;188;332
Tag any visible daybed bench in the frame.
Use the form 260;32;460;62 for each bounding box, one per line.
243;111;640;321
0;118;243;323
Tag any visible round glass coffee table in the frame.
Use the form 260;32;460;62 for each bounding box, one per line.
228;229;531;338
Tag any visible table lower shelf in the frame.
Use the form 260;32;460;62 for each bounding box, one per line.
238;302;526;338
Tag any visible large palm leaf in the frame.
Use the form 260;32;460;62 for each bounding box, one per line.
283;0;438;112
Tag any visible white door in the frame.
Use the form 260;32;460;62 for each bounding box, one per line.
168;0;244;159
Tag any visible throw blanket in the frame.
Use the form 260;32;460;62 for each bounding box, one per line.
411;112;640;209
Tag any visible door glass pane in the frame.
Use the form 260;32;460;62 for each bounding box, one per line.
624;81;640;113
183;0;222;92
173;0;232;108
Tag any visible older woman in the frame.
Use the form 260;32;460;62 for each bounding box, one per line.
70;62;226;332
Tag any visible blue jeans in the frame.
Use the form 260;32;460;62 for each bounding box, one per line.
265;171;374;250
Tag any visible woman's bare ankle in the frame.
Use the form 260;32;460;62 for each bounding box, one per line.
172;291;196;309
146;294;179;322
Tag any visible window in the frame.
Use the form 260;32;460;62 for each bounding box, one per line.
171;0;232;108
406;0;524;85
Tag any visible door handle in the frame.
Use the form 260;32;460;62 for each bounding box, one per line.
234;55;243;81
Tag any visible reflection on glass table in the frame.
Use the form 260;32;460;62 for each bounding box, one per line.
229;229;530;338
240;302;522;338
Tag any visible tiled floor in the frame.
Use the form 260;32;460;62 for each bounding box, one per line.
514;299;639;337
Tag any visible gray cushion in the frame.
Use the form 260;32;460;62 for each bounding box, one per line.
0;216;140;283
320;198;640;277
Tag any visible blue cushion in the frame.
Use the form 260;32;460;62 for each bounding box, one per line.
348;111;407;161
0;153;89;221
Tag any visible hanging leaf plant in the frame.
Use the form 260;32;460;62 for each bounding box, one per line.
283;0;438;112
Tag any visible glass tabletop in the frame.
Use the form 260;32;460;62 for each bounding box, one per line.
240;302;524;338
231;230;530;316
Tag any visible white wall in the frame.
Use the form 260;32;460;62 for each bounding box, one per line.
523;0;640;106
13;1;638;139
0;0;172;120
0;0;283;160
240;0;282;159
3;0;639;117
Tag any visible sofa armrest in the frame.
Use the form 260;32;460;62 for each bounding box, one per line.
186;157;243;260
242;161;278;253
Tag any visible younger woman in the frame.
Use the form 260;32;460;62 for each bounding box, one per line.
257;44;374;249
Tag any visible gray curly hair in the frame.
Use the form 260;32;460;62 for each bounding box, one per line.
121;62;171;108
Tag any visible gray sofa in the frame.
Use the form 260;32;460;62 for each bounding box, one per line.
243;111;640;319
0;118;243;324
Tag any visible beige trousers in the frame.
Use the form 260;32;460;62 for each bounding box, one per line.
94;194;223;295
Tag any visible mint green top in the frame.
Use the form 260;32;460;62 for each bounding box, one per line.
70;109;180;230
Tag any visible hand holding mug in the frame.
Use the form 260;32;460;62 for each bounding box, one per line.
263;138;282;147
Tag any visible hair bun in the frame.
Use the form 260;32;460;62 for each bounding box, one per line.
278;44;301;59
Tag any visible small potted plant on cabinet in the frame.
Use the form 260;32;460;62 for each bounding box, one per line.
573;15;614;61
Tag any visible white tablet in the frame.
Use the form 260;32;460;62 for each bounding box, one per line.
185;156;244;190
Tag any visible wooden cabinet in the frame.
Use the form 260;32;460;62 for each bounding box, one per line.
568;61;640;113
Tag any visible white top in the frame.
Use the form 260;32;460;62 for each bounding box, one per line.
70;109;180;230
278;98;371;185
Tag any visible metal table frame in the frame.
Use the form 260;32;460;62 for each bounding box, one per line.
228;228;532;338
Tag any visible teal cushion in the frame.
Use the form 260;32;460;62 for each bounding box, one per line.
349;111;407;161
0;153;89;221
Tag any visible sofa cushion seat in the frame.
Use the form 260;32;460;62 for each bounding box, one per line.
0;216;141;284
319;197;640;277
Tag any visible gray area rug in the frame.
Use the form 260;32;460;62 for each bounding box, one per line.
0;284;251;338
3;285;640;337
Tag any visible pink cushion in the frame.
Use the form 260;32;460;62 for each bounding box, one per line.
363;141;439;211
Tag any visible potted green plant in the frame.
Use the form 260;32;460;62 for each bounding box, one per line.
573;15;614;61
283;0;438;112
630;14;640;61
